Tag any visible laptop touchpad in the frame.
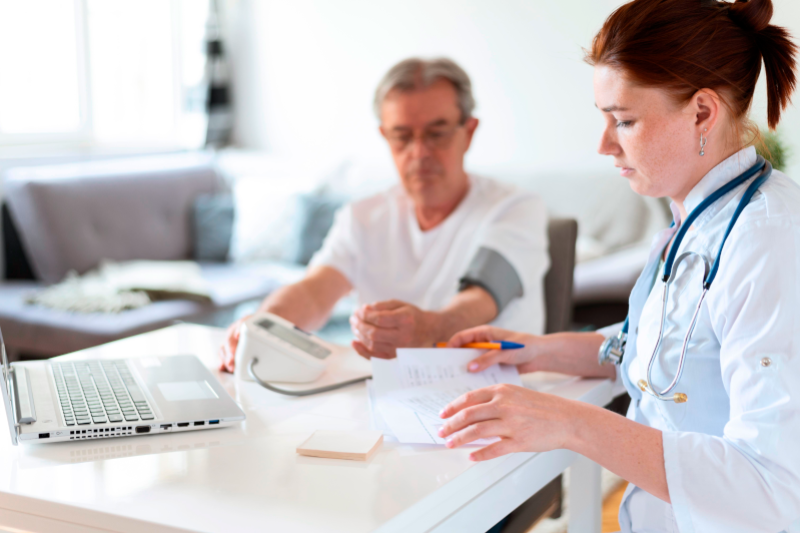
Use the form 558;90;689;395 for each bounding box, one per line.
158;381;219;401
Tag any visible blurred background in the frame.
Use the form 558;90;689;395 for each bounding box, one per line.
0;0;798;360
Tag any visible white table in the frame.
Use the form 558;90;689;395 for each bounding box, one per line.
0;324;612;533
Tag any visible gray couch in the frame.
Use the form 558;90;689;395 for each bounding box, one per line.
0;153;300;358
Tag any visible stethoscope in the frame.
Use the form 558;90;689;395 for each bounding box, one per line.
598;156;773;403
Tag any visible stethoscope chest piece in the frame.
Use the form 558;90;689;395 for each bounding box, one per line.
637;379;688;403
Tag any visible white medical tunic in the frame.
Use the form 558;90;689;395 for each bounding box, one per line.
309;175;549;334
612;147;800;532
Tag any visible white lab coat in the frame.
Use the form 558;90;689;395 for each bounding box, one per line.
609;147;800;532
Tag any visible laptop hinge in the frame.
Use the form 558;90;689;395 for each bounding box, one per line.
11;366;36;424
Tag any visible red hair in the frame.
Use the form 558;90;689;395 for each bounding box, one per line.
586;0;797;131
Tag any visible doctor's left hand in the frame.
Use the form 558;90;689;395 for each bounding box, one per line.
349;300;436;359
437;384;581;461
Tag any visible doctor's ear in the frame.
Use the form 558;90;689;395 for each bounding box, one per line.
691;89;723;133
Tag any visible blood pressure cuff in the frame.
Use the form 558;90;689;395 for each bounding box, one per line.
458;247;523;313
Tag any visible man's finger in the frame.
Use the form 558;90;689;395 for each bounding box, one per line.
469;438;517;462
351;318;404;352
361;308;404;328
218;347;228;371
368;300;405;312
439;387;496;419
352;340;373;360
349;315;373;346
445;420;504;449
367;341;397;359
353;339;396;359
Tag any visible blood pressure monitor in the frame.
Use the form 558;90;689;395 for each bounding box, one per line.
234;313;336;383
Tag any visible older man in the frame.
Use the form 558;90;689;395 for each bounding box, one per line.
220;57;548;370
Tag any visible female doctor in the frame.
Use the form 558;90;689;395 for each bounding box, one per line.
438;0;800;531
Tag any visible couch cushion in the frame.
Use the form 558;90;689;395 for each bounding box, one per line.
0;261;305;357
4;153;222;284
193;194;235;262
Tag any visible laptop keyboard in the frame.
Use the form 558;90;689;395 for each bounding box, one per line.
52;361;155;426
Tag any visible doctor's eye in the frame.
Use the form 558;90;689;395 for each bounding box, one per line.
616;121;633;129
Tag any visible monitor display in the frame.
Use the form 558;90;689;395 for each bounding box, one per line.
256;319;331;360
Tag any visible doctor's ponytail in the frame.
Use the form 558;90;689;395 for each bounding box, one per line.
587;0;797;131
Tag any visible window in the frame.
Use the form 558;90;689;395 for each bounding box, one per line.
0;0;209;150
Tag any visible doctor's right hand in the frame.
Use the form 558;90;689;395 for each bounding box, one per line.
446;326;543;374
219;314;253;373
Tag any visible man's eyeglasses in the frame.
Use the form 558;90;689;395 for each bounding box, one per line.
384;123;464;152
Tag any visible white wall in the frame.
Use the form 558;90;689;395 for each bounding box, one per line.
223;0;800;180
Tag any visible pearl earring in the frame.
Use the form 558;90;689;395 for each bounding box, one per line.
700;128;708;156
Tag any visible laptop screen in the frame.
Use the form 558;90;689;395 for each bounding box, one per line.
0;328;17;445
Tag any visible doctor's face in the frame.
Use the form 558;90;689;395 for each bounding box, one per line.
593;65;699;199
379;79;478;210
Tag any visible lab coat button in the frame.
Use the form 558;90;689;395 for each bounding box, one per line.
761;357;772;367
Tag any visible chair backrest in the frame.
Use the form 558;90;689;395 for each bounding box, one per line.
544;218;578;334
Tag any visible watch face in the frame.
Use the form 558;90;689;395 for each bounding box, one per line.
256;319;331;359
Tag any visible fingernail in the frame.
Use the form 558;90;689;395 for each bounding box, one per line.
438;409;447;418
469;363;479;371
468;454;477;462
437;428;445;437
445;438;454;448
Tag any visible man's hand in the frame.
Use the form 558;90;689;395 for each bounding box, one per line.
218;314;252;373
349;300;439;359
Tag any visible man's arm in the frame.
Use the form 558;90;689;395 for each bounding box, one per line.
350;286;498;359
259;265;353;332
219;265;352;372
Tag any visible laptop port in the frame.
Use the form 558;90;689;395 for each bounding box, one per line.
194;421;205;426
209;420;220;425
160;424;172;430
39;433;50;439
177;422;189;427
135;426;151;434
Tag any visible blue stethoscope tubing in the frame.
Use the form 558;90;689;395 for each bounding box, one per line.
618;156;773;402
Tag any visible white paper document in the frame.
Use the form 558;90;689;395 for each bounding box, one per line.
369;348;522;445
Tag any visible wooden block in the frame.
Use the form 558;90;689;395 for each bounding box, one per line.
296;430;383;461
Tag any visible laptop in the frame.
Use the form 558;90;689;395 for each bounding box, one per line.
1;327;245;445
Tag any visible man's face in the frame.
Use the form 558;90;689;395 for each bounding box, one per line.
379;79;478;210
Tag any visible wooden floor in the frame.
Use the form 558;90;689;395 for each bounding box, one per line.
602;482;627;532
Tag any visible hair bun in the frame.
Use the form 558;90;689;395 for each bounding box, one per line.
728;0;773;32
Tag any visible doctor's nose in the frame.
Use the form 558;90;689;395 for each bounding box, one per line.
597;127;621;157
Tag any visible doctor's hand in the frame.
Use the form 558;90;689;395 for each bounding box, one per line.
349;300;437;359
446;326;543;374
218;314;253;373
437;384;581;461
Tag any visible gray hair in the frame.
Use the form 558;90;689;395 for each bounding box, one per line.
373;57;475;123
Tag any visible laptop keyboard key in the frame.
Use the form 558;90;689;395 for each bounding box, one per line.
140;414;155;420
124;415;139;421
127;385;145;403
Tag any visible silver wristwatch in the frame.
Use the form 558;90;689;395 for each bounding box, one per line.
598;330;626;366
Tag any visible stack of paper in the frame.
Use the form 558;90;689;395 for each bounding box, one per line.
367;348;522;445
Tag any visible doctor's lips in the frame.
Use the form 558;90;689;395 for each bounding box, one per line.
616;165;635;177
